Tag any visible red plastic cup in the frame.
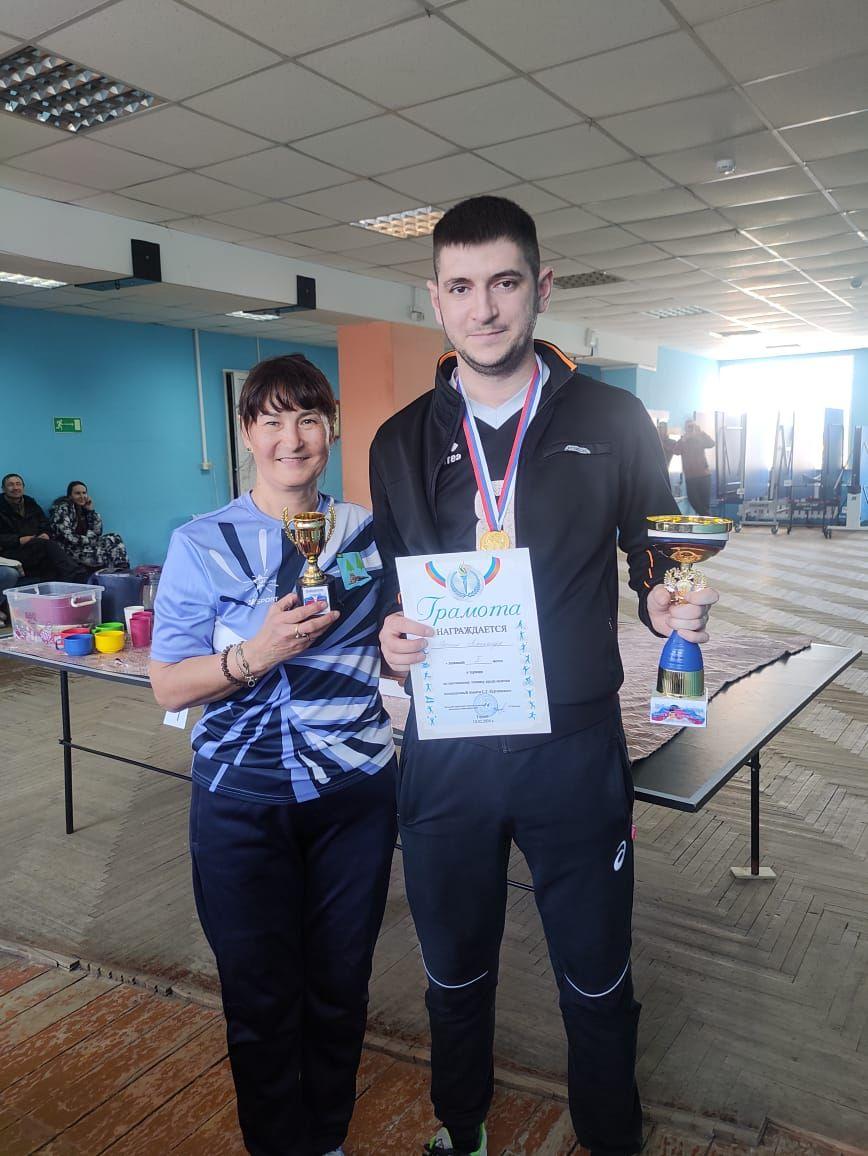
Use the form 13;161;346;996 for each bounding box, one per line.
130;612;152;648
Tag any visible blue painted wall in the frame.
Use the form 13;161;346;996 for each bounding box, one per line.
636;346;719;418
0;305;341;565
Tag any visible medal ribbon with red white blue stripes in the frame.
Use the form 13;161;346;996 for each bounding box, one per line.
456;355;543;539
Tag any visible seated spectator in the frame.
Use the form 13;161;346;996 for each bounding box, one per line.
0;556;24;627
0;473;90;584
50;480;129;571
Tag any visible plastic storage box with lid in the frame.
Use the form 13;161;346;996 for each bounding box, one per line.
4;582;104;645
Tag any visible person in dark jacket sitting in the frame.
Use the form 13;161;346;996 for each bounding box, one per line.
0;473;89;584
49;480;129;570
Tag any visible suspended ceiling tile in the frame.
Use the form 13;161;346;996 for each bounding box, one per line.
280;224;395;253
628;209;733;241
199;148;352;200
782;111;868;162
746;214;854;245
286;180;423;222
0;1;112;38
0;110;74;161
378;153;514;203
120;171;264;214
168;217;264;243
660;230;758;255
649;131;792;187
588;187;707;224
541;225;640;256
615;258;697;280
300;16;511;108
585;244;672;268
721;193;837;228
42;0;280;102
746;53;868;130
294;116;455;177
76;192;179;222
478;125;630;180
447;0;677;73
209;202;334;235
226;236;321;259
600;91;762;155
0;164;97;202
9;139;178;190
810;150;868;190
688;249;783;269
831;182;868;210
185;64;378;143
669;0;770;22
538;161;672;206
404;79;579;150
92;107;270;169
694;167;816;208
182;0;423;56
695;0;868;83
534;206;607;237
358;240;432;267
490;183;570;214
537;32;727;119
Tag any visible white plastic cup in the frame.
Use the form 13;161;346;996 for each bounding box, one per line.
124;604;145;635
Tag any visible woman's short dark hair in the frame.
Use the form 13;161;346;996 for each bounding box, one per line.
237;354;337;430
433;196;540;282
66;480;86;497
1;473;23;488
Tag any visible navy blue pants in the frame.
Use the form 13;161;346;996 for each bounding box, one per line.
190;764;397;1156
399;712;643;1156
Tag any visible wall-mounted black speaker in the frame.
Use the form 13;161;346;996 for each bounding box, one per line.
131;239;162;283
296;275;316;310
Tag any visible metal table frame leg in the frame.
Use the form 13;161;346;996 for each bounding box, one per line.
60;670;74;834
730;749;776;880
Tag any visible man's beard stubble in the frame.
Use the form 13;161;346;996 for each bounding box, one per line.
446;295;539;378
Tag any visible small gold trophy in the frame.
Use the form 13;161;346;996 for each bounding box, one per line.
283;501;337;613
646;514;732;727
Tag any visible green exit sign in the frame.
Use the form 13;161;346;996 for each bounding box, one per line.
54;417;82;433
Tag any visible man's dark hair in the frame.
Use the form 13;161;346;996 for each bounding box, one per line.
1;473;23;489
432;196;540;281
237;354;337;430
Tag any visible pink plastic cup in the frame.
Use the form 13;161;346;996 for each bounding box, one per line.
129;612;152;648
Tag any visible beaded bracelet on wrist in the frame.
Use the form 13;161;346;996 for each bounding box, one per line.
220;644;244;686
235;642;257;688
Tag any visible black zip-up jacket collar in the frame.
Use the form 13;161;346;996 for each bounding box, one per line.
370;339;678;715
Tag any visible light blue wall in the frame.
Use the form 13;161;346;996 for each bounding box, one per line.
636;346;719;418
0;305;341;565
600;367;637;394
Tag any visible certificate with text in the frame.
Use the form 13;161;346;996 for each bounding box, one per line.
395;548;551;740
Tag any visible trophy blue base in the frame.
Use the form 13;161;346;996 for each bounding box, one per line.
296;575;338;615
650;631;708;728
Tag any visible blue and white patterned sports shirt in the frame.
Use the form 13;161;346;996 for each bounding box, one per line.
152;491;393;804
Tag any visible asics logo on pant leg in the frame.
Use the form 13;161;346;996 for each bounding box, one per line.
613;840;627;872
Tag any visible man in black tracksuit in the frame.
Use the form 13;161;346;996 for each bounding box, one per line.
370;197;718;1156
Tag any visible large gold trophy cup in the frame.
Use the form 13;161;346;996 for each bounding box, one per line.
283;503;337;612
646;514;731;727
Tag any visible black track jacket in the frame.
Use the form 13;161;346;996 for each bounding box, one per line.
370;340;679;720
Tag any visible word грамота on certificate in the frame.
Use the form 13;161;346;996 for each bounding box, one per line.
395;548;551;740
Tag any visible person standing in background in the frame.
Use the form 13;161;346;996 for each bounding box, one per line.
672;420;715;516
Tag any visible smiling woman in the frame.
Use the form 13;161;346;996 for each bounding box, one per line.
148;353;396;1156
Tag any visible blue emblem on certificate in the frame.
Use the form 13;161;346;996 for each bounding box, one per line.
337;551;371;590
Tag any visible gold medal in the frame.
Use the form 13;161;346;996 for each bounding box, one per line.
480;529;511;551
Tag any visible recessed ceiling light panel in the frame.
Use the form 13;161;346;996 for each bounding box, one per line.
0;45;159;133
641;305;709;319
553;271;623;289
351;206;443;239
0;270;66;288
709;327;760;338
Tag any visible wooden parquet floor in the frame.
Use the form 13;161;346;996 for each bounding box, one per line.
0;949;860;1156
0;529;866;1149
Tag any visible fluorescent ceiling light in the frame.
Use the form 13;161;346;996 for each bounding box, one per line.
227;310;280;321
0;271;66;288
642;305;709;319
351;206;443;239
0;45;158;133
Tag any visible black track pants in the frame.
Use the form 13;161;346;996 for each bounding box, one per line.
399;712;643;1156
191;764;397;1156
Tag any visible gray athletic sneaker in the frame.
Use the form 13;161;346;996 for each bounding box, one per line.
424;1124;487;1155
